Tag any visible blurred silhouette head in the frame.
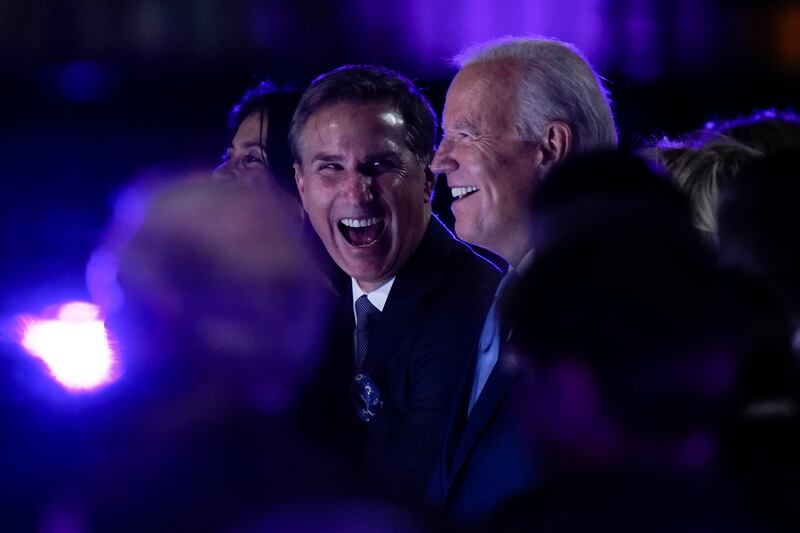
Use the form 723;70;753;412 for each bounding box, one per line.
99;177;332;414
511;152;743;475
530;151;702;257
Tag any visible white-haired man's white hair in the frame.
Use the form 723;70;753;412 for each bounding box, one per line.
454;36;618;154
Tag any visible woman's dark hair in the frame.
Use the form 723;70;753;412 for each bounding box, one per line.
227;80;301;197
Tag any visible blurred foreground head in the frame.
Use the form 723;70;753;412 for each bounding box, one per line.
94;176;333;414
511;152;745;474
68;175;426;533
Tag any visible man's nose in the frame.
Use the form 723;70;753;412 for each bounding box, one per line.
342;171;374;203
431;140;458;175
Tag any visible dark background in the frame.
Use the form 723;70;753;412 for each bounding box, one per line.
1;0;799;316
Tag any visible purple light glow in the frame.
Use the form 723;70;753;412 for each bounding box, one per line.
622;0;662;81
347;0;715;81
17;301;119;392
361;0;616;75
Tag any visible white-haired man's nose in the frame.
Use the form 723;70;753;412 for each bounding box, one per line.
431;142;458;175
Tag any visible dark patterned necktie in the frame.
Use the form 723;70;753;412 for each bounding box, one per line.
354;295;380;371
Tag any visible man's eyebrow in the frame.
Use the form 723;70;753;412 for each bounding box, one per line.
442;120;480;135
362;150;400;161
309;153;343;163
447;119;480;134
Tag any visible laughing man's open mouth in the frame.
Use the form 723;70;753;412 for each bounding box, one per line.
338;217;386;247
451;186;480;201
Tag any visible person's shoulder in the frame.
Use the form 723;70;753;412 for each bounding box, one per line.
445;236;503;288
430;217;502;279
434;239;502;311
394;217;501;305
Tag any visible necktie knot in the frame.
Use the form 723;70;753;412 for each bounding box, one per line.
355;294;380;329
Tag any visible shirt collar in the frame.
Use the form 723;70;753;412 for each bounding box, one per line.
351;277;396;313
517;248;536;275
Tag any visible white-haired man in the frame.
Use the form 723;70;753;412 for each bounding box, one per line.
426;37;617;523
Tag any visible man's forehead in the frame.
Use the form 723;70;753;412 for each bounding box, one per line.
298;101;410;158
456;60;522;98
310;100;402;125
445;62;522;129
301;101;401;139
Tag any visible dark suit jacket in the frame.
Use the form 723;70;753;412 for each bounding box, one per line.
326;216;501;501
426;309;539;524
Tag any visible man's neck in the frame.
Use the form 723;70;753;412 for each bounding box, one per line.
355;212;432;292
497;228;534;269
356;279;389;293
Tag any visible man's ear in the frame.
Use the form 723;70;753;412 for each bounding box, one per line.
540;121;572;173
423;167;436;204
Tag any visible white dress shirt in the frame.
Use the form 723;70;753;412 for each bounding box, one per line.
351;277;396;321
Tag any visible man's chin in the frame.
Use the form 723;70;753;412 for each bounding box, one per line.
336;258;390;284
454;223;481;247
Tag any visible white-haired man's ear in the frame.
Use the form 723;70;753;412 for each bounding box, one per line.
539;121;572;176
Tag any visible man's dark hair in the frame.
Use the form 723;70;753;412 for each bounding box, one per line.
289;65;437;166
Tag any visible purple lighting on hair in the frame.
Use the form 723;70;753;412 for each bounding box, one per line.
17;301;119;392
392;0;612;74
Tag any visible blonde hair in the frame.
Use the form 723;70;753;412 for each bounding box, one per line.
643;135;761;239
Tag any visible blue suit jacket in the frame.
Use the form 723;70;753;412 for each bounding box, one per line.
426;314;539;523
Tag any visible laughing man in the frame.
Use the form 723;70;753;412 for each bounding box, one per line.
290;65;500;500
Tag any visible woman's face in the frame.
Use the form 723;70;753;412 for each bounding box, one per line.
213;111;274;187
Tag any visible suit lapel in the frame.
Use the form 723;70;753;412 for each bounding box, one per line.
446;350;522;489
361;217;450;374
437;358;475;487
333;277;357;373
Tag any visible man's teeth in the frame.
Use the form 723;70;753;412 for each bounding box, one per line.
340;217;381;228
451;186;479;199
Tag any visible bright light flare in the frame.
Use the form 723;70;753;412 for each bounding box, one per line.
17;301;119;392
